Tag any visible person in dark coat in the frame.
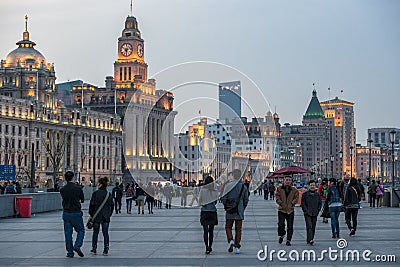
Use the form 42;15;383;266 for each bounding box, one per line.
301;180;322;245
146;182;155;214
344;178;361;236
112;182;123;214
89;177;114;256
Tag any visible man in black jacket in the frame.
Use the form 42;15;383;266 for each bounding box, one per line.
112;182;123;214
301;180;322;245
60;171;85;258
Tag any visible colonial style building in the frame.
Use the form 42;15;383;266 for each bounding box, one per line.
0;17;122;188
70;11;176;183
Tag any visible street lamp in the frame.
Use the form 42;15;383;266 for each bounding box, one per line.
350;146;354;179
368;139;373;186
325;158;328;179
330;156;334;178
339;151;343;180
390;130;396;188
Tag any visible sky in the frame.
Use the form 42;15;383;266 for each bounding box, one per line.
0;0;399;144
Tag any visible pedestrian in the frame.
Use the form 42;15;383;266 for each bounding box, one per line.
59;171;85;258
189;185;199;206
326;178;342;239
269;181;276;200
156;184;163;209
263;180;269;200
199;176;219;254
135;180;145;214
125;183;134;214
222;169;249;254
112;182;123;214
318;178;329;223
89;177;114;256
146;182;155;214
181;186;188;207
258;182;263;196
4;181;16;194
344;178;361;236
301;180;322;245
275;176;299;246
243;179;250;197
15;182;22;194
376;180;384;208
368;180;377;208
358;179;365;201
164;182;173;209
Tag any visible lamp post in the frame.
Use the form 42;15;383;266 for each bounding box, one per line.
325;158;328;179
368;139;373;186
339;151;343;180
350;146;354;179
330;156;334;178
390;130;396;188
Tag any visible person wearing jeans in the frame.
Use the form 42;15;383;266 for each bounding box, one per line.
344;178;361;236
326;178;342;238
275;176;299;246
60;171;85;258
301;180;322;245
222;170;249;254
89;177;114;256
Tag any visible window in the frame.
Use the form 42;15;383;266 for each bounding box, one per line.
25;127;28;136
18;126;22;135
5;125;9;134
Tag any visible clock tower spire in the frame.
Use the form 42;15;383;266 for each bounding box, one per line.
114;8;147;84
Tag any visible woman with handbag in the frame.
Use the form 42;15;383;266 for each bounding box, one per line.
88;177;114;256
344;178;361;237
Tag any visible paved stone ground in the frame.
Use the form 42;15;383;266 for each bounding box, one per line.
0;193;399;266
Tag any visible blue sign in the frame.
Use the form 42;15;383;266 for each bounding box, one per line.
0;165;16;181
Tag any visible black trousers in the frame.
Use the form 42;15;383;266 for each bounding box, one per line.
345;208;359;231
304;215;317;242
114;198;122;213
369;193;376;207
264;190;269;199
278;211;294;241
203;225;215;249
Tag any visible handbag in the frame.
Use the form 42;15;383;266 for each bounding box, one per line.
87;192;111;229
320;201;330;218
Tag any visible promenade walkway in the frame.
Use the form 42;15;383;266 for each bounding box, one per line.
0;193;399;266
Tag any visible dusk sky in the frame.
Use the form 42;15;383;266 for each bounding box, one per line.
1;0;399;144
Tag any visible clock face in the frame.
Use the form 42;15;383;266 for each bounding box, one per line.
120;43;133;57
137;44;144;58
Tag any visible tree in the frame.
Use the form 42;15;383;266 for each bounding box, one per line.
43;129;68;190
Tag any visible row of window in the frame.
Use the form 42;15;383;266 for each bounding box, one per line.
0;124;29;136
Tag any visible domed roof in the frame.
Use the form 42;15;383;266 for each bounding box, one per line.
5;46;47;69
3;15;49;70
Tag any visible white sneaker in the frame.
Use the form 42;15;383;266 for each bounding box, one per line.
228;240;234;252
234;247;241;254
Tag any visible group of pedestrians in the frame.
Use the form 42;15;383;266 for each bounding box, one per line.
0;180;22;194
60;171;114;258
367;180;385;208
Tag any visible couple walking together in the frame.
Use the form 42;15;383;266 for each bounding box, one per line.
199;169;249;254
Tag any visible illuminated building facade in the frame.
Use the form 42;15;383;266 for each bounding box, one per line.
0;18;122;188
321;96;355;179
70;10;176;182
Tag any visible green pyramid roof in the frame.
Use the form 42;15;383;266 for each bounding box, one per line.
303;90;325;120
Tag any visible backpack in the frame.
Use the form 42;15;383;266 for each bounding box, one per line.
322;186;328;198
263;183;268;191
5;185;16;194
224;184;244;214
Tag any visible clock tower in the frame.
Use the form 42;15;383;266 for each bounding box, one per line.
114;13;148;84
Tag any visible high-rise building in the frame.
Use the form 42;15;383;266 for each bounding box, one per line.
219;81;241;122
321;96;356;179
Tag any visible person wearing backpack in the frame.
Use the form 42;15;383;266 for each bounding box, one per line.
375;180;384;208
344;178;361;236
221;169;249;254
318;178;329;223
125;183;134;214
89;177;114;256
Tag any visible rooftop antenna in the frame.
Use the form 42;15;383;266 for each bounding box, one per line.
328;86;331;100
130;0;133;16
25;15;28;31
